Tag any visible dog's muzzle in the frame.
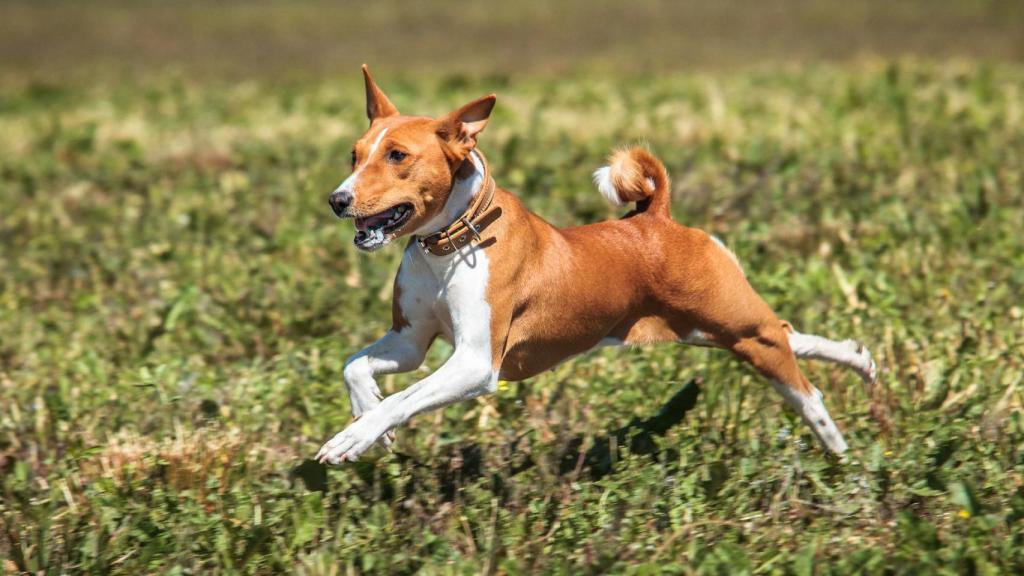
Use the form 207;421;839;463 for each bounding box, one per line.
328;190;353;217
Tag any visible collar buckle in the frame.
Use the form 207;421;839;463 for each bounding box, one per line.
461;216;482;242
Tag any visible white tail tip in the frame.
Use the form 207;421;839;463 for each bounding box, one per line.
592;166;625;206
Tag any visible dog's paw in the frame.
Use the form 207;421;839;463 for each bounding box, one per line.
851;341;878;386
316;416;390;465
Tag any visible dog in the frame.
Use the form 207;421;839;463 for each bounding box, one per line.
316;66;877;464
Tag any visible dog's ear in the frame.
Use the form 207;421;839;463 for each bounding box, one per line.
436;94;496;158
362;64;399;122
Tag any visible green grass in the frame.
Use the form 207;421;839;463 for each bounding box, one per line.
2;61;1024;573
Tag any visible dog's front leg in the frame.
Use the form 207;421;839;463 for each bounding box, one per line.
343;328;433;420
317;349;496;464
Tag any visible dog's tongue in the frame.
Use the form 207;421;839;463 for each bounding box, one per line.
355;210;392;232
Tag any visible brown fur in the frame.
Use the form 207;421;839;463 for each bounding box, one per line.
476;181;811;396
351;68;815;407
606;147;671;215
346;116;459;232
344;69;497;243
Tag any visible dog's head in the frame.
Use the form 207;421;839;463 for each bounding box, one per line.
328;65;496;252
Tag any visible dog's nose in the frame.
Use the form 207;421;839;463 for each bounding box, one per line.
328;190;353;217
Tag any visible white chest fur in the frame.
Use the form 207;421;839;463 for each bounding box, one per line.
406;241;493;359
401;149;494;355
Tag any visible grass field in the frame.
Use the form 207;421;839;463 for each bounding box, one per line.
3;5;1024;571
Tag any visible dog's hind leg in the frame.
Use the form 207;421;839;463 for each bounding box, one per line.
730;325;849;454
784;323;877;385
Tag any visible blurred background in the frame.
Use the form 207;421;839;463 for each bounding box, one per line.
2;0;1022;81
3;1;1024;573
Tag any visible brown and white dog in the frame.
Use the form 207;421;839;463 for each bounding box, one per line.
316;66;876;464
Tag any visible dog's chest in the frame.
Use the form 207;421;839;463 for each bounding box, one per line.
397;244;493;346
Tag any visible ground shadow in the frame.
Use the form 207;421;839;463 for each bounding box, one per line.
293;378;702;499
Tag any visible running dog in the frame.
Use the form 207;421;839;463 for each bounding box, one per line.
316;66;876;464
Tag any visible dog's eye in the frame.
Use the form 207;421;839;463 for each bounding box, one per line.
350;150;357;167
388;149;407;163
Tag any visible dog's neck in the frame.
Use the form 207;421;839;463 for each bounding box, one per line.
413;150;486;236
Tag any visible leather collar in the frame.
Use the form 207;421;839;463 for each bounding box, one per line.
416;151;501;256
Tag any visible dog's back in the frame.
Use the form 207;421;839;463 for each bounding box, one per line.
488;148;776;380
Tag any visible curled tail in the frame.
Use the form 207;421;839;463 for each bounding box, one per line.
592;146;671;217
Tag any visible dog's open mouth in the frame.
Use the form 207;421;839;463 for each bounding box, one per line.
353;203;413;251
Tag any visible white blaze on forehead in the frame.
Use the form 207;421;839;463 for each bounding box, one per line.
335;128;389;198
367;127;389;158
